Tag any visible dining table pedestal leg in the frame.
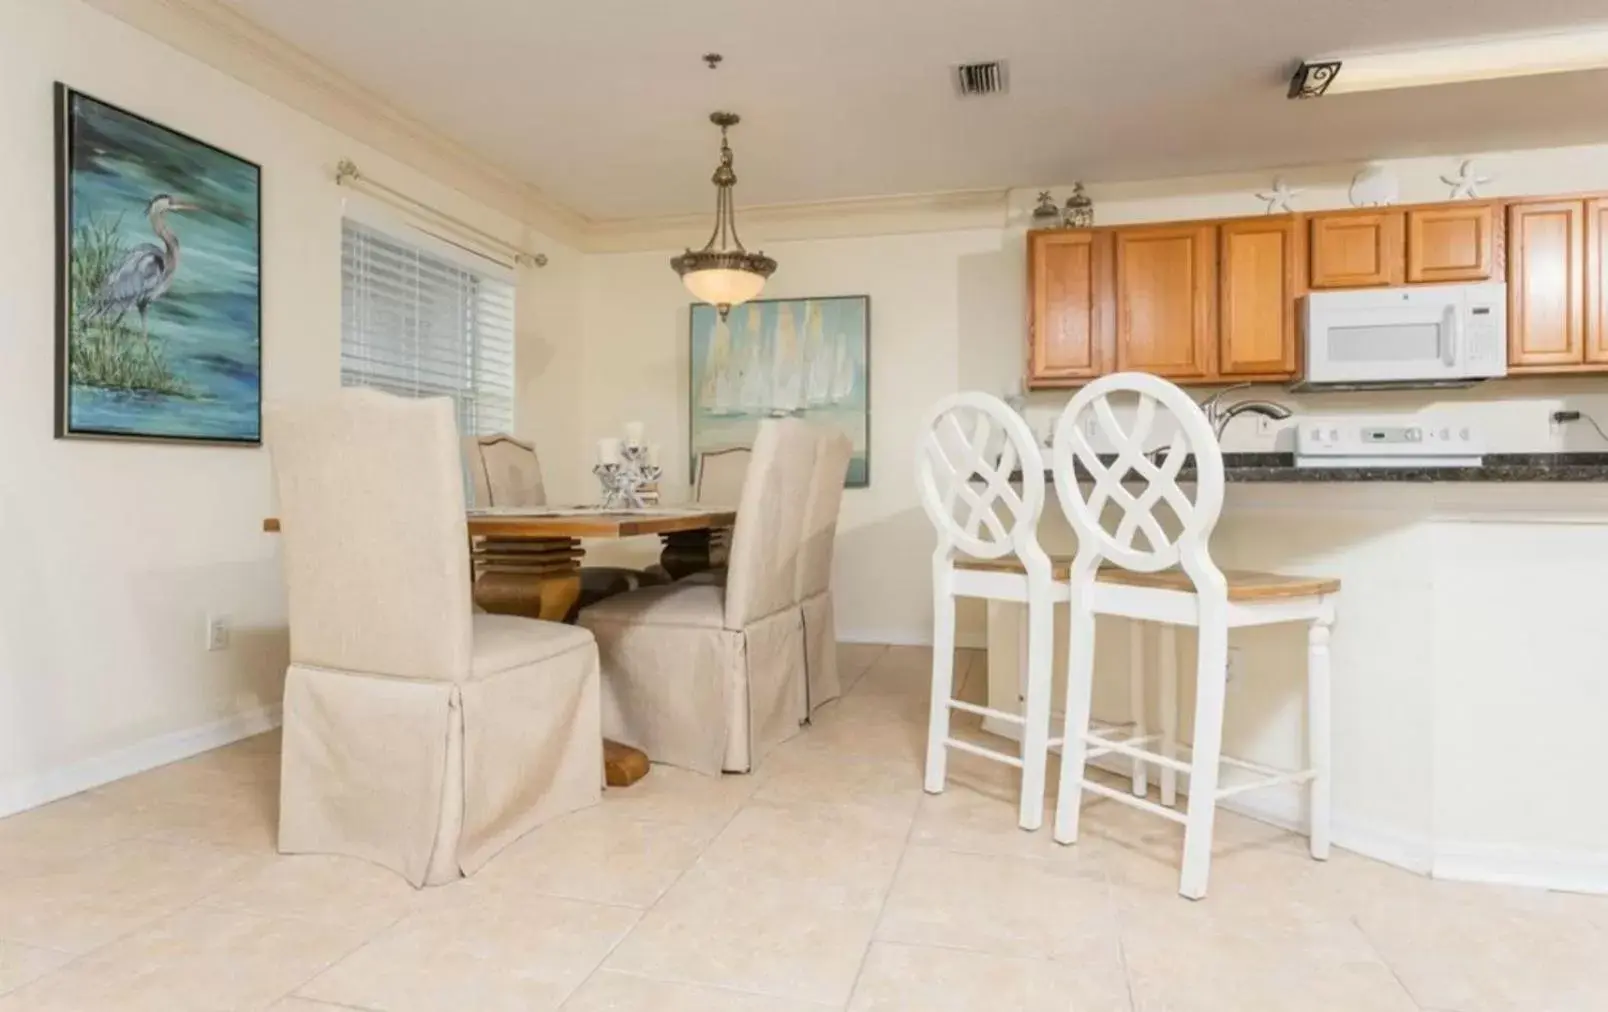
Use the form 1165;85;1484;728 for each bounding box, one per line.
659;527;729;580
469;536;651;789
469;536;585;622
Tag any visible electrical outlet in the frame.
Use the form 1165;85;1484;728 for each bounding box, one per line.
205;614;231;652
1255;415;1280;437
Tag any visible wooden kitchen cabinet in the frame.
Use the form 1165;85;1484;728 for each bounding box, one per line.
1114;224;1217;379
1588;199;1608;364
1218;216;1299;377
1406;203;1496;283
1309;211;1403;288
1027;230;1111;384
1507;200;1585;368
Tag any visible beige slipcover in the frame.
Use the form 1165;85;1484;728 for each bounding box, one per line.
578;420;816;774
464;433;545;507
685;445;752;573
797;429;853;712
269;390;602;887
694;446;753;505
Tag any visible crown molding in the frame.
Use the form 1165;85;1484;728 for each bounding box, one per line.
80;0;589;247
586;187;1011;253
79;0;1013;253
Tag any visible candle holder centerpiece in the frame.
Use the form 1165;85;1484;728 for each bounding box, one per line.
593;423;662;509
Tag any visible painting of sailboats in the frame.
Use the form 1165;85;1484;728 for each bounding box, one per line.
689;295;870;487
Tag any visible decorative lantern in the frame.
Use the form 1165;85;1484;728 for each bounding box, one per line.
1062;182;1094;228
1031;191;1062;228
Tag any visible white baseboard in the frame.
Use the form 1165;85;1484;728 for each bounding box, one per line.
1433;842;1608;896
0;704;283;820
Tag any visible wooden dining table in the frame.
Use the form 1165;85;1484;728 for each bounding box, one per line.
262;505;737;786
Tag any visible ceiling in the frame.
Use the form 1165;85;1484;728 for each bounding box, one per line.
218;0;1608;221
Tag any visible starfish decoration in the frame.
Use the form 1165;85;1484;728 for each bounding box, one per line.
1255;177;1301;214
1441;159;1492;200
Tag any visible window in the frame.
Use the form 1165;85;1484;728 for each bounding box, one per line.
340;219;515;435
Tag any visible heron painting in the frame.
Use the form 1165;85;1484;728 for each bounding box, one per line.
55;85;261;444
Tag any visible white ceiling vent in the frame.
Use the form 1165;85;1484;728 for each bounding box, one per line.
954;61;1008;97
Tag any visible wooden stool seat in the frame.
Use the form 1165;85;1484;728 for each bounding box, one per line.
955;556;1339;602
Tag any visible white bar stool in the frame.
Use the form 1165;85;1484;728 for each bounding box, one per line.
1048;373;1339;900
953;556;1160;802
916;392;1062;831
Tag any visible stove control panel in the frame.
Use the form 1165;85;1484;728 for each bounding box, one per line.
1295;415;1483;467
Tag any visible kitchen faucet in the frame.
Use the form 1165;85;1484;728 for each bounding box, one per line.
1198;383;1293;440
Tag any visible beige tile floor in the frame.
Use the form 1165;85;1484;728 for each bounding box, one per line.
0;645;1604;1011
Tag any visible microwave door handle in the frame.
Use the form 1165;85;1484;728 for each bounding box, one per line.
1443;305;1460;368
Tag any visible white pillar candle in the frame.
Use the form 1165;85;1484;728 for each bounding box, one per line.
624;421;645;448
597;437;621;464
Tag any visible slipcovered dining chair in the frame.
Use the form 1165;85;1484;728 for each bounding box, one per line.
465;433;546;507
797;430;852;712
463;433;664;608
269;391;603;887
694;446;753;505
660;446;753;578
578;419;815;774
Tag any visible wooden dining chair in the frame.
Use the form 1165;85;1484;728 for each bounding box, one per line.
268;390;602;887
578;420;815;775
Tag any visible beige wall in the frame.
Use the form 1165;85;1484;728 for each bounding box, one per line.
0;0;581;814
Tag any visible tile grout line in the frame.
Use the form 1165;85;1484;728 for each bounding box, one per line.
0;837;271;1001
261;906;414;1010
1349;911;1431;1011
1099;852;1142;1012
598;965;840;1008
554;776;757;1010
841;779;926;1011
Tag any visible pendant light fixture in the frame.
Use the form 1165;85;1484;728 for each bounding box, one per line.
670;111;776;319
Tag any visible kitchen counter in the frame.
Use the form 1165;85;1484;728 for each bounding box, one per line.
975;477;1608;896
1015;451;1608;483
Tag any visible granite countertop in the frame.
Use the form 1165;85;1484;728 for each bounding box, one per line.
1017;452;1608;483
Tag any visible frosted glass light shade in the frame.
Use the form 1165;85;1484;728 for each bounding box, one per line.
682;267;767;309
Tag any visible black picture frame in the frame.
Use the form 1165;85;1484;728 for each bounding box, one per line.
55;83;263;445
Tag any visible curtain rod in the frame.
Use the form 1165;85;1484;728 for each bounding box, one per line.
334;159;548;269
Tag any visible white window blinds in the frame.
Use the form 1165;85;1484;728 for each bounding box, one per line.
340;219;515;435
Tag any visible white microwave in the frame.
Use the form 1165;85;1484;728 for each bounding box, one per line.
1301;282;1507;389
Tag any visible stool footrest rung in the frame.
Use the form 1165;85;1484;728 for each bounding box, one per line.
947;699;1022;724
1215;770;1315;800
944;737;1023;768
1085;732;1160;761
1081;777;1188;825
1083;732;1192;773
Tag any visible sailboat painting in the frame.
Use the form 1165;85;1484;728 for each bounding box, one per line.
689;295;870;487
